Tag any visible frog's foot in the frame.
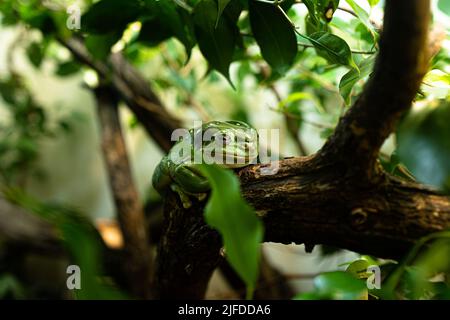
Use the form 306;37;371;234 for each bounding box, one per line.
195;193;207;202
170;184;192;209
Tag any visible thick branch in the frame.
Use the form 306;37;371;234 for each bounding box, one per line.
94;85;152;299
319;0;430;176
60;36;181;152
0;197;61;253
239;157;450;258
156;156;450;299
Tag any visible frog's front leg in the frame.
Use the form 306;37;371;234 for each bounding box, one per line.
171;165;210;208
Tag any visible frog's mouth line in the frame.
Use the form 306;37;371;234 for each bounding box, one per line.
185;154;258;168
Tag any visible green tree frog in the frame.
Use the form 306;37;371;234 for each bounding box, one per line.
152;121;258;208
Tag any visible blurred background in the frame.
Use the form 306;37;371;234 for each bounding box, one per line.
0;0;449;299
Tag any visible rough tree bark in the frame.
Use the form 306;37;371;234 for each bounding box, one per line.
154;0;450;299
94;85;152;299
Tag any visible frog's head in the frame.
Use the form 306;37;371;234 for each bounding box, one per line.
193;120;259;168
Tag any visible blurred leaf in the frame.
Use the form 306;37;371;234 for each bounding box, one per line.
397;100;450;192
0;274;25;299
367;0;380;7
346;0;377;41
314;271;367;300
281;0;296;11
303;32;357;69
293;292;328;300
216;0;231;27
193;0;237;83
141;0;196;58
85;32;122;60
379;151;416;181
18;5;56;33
438;0;450;16
55;61;81;77
4;189;127;299
339;54;375;105
198;164;263;299
82;0;141;33
26;41;45;68
138;18;172;46
249;0;297;74
380;230;450;299
303;0;339;25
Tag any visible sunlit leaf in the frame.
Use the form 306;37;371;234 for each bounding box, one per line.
339;54;375;104
438;0;450;16
346;0;377;41
314;271;367;300
303;32;357;70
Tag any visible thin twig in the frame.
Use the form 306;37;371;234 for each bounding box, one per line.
298;42;376;55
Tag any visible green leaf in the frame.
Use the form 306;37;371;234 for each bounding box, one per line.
82;0;141;34
55;61;81;77
303;0;339;26
0;274;25;299
138;17;173;46
314;271;367;300
367;0;380;7
85;32;122;60
248;0;297;74
293;292;328;300
26;41;45;68
397;100;450;193
303;31;357;69
339;54;375;104
193;0;237;83
198;164;264;298
345;0;377;41
216;0;232;27
438;0;450;16
4;189;127;299
141;0;196;58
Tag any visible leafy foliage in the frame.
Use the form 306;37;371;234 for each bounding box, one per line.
248;0;297;74
397;99;450;193
1;0;450;300
4;189;127;299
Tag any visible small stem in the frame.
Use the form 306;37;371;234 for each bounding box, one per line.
173;0;193;12
269;107;335;129
298;42;376;55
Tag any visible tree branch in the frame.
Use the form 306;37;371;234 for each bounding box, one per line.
59;36;181;152
94;85;153;299
153;0;449;300
318;0;431;178
156;156;450;299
